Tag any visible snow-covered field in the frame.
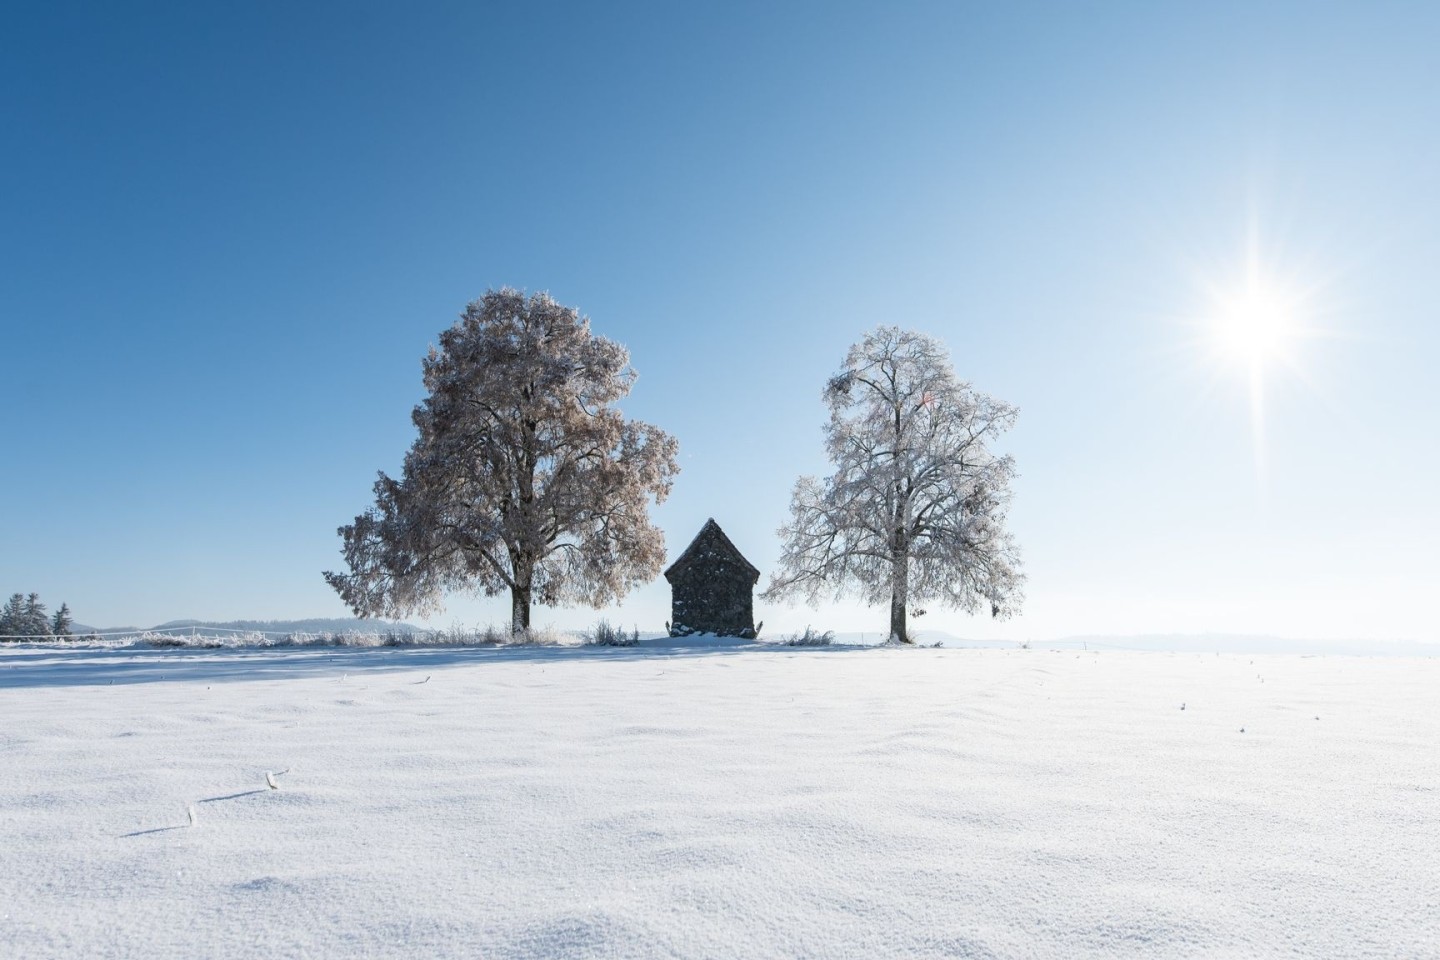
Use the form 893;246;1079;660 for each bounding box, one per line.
2;640;1437;959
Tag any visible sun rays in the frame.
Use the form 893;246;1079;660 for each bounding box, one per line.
1189;216;1328;485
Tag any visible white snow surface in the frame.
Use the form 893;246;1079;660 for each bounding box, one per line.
2;640;1437;959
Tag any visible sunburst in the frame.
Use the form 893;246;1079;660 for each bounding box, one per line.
1201;220;1317;483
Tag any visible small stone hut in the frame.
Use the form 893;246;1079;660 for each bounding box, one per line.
664;518;759;638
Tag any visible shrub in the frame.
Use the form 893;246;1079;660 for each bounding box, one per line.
142;634;189;648
782;627;834;647
584;619;640;647
141;633;223;649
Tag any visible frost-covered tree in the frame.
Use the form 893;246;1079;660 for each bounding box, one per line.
763;327;1024;643
325;289;679;633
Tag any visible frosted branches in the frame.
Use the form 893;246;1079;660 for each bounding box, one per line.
763;326;1024;641
325;289;679;632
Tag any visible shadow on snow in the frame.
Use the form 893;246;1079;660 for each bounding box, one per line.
0;636;883;689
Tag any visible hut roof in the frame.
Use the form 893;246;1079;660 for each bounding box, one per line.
663;518;759;583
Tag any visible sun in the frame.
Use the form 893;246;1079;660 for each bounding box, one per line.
1214;281;1297;365
1196;223;1321;485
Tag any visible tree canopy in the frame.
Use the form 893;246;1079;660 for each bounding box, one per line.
325;289;679;632
763;326;1024;642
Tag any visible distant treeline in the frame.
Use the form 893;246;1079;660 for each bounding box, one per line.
0;592;84;640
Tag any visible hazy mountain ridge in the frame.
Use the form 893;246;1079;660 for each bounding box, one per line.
81;618;424;637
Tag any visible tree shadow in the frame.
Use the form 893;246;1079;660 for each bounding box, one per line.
0;636;878;689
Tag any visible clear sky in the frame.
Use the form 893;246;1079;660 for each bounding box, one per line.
4;1;1436;641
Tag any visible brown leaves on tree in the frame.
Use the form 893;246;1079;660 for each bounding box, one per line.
325;289;678;632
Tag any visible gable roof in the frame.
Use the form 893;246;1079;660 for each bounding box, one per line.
663;518;760;583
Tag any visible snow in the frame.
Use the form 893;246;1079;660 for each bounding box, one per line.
3;640;1437;958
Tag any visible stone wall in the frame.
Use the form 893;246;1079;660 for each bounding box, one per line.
669;562;756;638
665;518;759;639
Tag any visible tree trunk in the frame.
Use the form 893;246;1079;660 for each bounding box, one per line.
510;553;534;635
889;541;910;644
889;591;908;644
510;584;532;635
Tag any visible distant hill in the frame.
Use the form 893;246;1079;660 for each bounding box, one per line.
93;618;424;638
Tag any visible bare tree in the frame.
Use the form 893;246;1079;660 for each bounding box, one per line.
325;289;679;633
763;327;1024;643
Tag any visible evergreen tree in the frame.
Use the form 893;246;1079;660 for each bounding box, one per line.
51;603;73;637
0;594;23;638
22;593;51;638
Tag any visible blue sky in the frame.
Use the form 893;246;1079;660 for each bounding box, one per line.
3;1;1436;641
